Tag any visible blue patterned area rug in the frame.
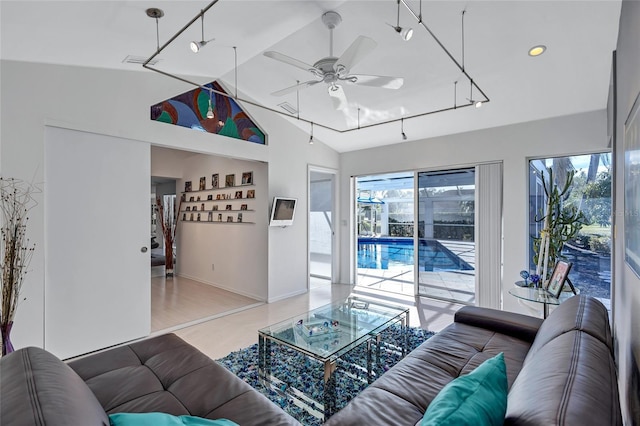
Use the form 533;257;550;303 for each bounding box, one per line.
216;326;435;426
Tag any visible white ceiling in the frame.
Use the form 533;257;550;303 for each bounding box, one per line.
0;1;621;153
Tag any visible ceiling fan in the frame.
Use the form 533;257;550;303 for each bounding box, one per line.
263;11;404;110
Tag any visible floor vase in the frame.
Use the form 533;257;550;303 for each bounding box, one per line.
1;321;14;356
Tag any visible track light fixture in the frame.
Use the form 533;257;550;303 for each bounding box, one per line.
467;80;483;108
401;118;407;140
309;122;314;144
206;90;214;119
190;10;215;53
390;0;413;41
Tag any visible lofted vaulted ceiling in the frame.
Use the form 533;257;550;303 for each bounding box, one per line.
0;1;621;152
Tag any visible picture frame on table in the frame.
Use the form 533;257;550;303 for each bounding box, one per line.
242;171;253;185
199;177;206;191
240;204;248;211
235;190;242;199
212;173;219;189
225;174;235;188
247;189;255;199
546;261;573;298
212;205;218;211
226;204;232;211
185;181;192;192
207;194;213;201
227;216;233;222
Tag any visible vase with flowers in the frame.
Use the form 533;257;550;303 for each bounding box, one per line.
156;195;180;277
1;177;37;356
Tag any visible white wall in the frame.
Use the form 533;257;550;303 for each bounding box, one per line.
613;1;640;422
0;60;339;349
176;155;268;300
340;110;609;314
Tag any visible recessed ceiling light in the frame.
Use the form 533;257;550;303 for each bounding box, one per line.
528;45;547;57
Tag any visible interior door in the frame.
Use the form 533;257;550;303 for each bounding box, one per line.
44;127;150;359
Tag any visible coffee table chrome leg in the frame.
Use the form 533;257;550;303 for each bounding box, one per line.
323;359;337;419
258;334;271;383
375;334;382;370
367;338;373;384
258;334;264;380
403;312;409;357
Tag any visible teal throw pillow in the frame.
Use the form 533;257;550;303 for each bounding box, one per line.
109;413;239;426
420;352;508;426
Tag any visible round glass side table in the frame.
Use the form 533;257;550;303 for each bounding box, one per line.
508;284;579;319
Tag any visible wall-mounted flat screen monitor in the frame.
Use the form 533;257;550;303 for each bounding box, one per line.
269;197;297;227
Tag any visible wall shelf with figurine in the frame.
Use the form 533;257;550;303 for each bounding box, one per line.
180;171;255;225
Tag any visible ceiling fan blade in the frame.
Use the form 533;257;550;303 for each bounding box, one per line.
334;36;377;76
327;84;348;110
270;80;321;97
264;51;320;75
346;74;404;89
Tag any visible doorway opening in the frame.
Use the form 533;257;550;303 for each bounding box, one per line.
151;177;177;278
309;167;336;284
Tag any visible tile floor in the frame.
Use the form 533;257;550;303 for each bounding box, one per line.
170;278;463;361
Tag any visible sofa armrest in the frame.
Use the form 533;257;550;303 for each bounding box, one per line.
454;306;543;342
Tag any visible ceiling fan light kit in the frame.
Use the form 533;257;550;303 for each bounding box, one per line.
264;11;403;112
143;0;489;136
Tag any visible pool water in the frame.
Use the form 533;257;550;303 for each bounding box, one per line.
358;238;474;271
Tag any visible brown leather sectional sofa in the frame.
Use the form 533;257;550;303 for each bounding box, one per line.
0;295;622;426
0;333;300;426
325;295;622;425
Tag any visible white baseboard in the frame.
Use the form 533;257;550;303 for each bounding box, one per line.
177;273;264;302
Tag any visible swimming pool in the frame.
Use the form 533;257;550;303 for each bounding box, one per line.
357;237;474;271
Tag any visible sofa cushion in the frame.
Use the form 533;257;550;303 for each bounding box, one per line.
525;295;613;360
420;352;508;426
324;322;533;426
454;306;543;343
0;346;110;426
506;330;622;425
68;333;299;426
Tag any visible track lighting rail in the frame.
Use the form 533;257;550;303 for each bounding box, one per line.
143;0;489;136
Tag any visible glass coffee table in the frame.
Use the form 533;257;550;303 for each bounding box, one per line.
258;297;409;420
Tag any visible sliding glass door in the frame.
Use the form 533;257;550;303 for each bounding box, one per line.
416;169;476;303
354;165;501;306
355;173;415;295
